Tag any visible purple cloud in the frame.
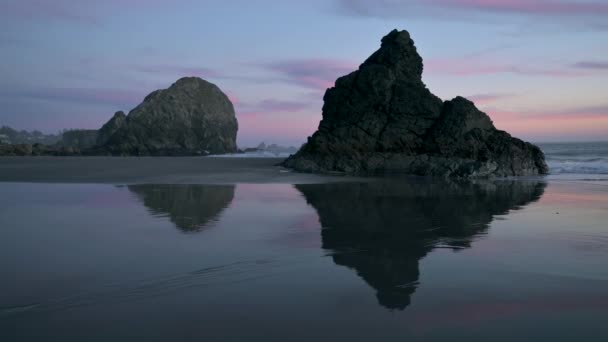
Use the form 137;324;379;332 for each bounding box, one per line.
0;0;189;26
572;61;608;70
261;59;357;91
237;99;313;116
3;86;144;109
0;0;99;25
426;58;588;77
338;0;608;17
551;105;608;118
133;64;225;79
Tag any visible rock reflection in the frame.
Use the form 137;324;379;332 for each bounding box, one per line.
128;184;235;232
296;180;546;310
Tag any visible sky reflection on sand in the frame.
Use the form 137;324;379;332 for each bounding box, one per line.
1;180;607;340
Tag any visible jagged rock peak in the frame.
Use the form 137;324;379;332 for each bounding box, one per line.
96;111;127;146
361;29;424;81
283;29;548;178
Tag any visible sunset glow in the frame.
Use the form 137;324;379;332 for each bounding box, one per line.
1;0;607;146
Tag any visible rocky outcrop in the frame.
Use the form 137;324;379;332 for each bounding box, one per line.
96;111;126;146
0;143;78;156
98;77;238;156
1;78;238;157
0;144;34;156
283;30;548;178
60;129;98;150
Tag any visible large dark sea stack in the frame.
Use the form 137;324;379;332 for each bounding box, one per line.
100;77;238;155
283;30;548;178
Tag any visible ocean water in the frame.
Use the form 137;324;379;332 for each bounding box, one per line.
541;141;608;178
1;179;607;341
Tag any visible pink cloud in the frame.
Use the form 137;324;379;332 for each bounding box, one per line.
490;105;608;120
236;112;320;146
237;99;313;116
467;93;516;105
224;91;240;106
481;105;608;140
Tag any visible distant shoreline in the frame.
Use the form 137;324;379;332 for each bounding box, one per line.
0;156;362;185
0;156;554;185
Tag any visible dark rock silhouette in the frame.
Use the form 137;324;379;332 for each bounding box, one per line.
295;180;546;310
96;111;126;146
60;129;98;150
0;143;76;156
128;184;235;232
0;143;35;156
97;77;238;156
284;30;548;177
1;78;238;157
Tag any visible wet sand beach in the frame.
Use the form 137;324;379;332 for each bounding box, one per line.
0;157;357;184
1;176;607;341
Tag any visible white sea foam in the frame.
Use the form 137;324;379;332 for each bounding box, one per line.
547;158;608;175
540;142;608;176
208;151;293;158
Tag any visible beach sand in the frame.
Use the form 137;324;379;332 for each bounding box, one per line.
1;155;608;340
0;156;359;184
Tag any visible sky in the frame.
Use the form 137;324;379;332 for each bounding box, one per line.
1;0;607;146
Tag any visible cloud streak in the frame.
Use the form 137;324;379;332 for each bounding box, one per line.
1;86;144;109
492;105;608;120
133;64;225;79
467;93;516;105
426;58;588;77
0;0;190;26
432;0;608;15
336;0;608;29
236;99;313;116
338;0;608;17
572;61;608;70
1;0;99;25
261;59;357;91
480;104;608;140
